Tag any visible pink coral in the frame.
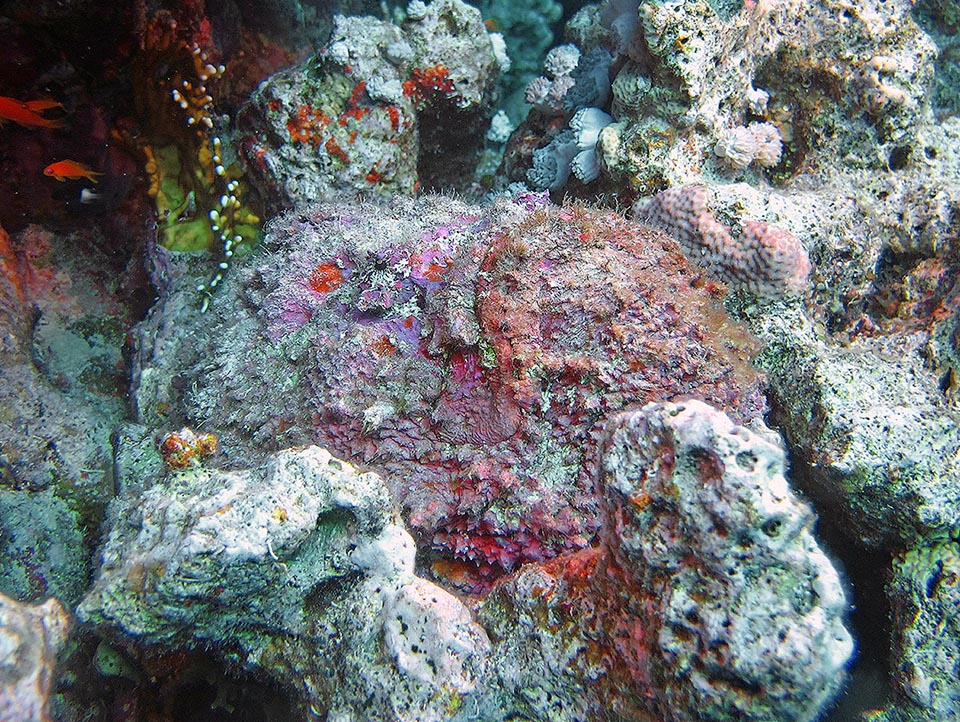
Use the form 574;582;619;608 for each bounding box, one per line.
637;185;810;298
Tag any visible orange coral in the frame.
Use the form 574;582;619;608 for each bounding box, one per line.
308;261;344;294
402;65;456;107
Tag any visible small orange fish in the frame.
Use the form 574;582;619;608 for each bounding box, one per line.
44;160;103;183
0;95;64;129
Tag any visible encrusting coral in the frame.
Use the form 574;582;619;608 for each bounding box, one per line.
637;184;810;298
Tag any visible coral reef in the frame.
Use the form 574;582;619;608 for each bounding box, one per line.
761;329;960;550
129;193;765;592
582;0;937;190
78;404;851;722
509;0;959;334
480;400;853;722
0;593;70;722
3;0;960;719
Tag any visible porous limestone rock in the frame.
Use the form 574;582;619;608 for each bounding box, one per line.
78;446;492;722
239;0;501;206
0;593;70;722
761;332;960;550
480;399;854;722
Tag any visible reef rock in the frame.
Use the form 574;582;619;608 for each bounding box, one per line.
480;399;855;722
79;402;853;722
762;331;960;550
0;490;87;607
886;542;960;721
239;0;502;206
528;0;938;194
131;193;765;592
0;593;71;722
79;445;492;722
511;0;960;339
0;222;138;605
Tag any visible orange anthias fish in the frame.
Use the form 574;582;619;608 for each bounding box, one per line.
0;95;64;129
44;160;103;183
